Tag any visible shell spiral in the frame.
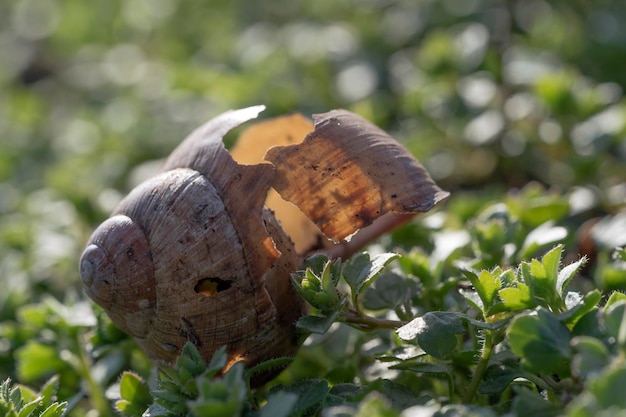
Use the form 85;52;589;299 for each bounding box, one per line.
80;214;155;338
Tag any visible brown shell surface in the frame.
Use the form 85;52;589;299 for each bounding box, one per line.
80;215;155;338
265;110;450;242
230;114;328;254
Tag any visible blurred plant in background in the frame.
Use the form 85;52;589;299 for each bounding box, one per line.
1;0;625;415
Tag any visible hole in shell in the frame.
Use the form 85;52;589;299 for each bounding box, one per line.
194;277;232;297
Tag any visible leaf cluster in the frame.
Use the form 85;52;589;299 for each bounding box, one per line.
0;377;66;417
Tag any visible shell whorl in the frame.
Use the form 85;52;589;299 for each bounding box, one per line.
80;214;156;338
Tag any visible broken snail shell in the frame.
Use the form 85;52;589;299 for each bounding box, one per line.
79;105;448;376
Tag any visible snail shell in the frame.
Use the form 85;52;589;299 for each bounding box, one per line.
80;105;449;374
80;106;304;369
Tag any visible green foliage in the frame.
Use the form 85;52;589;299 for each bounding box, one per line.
0;377;67;417
72;233;624;416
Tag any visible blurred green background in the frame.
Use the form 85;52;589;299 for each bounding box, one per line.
1;0;625;381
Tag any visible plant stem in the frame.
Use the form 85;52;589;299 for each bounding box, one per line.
462;330;495;404
75;334;114;417
340;309;404;330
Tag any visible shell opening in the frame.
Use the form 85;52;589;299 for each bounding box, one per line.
194;277;232;297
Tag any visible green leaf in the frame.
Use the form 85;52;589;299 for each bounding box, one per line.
362;272;414;311
390;361;451;377
354;393;399;417
605;291;626;309
480;362;524;395
187;363;246;417
541;244;563;285
343;252;399;297
587;363;626;408
519;222;568;260
259;392;298;417
499;282;536;311
18;397;42;417
176;342;207;377
397;312;465;359
559;289;601;326
370;379;428;410
460;288;483;313
292;260;342;312
269;379;329;416
296;303;343;334
15;343;67;383
571;336;610;379
603;300;626;342
398;249;436;288
38;376;59;408
510;386;563;417
462;269;501;314
115;372;152;417
525;258;555;305
141;404;169;417
507;309;571;375
557;256;587;297
206;345;228;375
39;403;67;417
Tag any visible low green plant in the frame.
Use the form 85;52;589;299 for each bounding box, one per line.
0;376;67;417
3;188;625;416
102;240;626;416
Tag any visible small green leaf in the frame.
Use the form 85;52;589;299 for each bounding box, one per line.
390;361;451;377
370;379;428;410
188;363;246;417
557;256;587;298
525;258;555;305
296;311;339;334
499;283;536;311
175;342;207;378
541;245;563;285
460;288;483;313
269;379;329;416
206;345;228;375
39;403;67;417
363;273;414;311
571;336;610;378
397;312;465;359
141;403;169;417
462;269;501;314
38;376;59;408
259;392;298;417
18;397;42;417
603;300;626;342
559;289;601;326
605;291;626;309
587;363;626;408
320;260;339;301
115;372;152;417
507;309;571;375
480;362;524;395
398;249;436;288
510;385;563;417
343;252;399;297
